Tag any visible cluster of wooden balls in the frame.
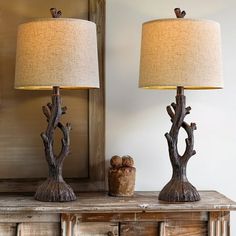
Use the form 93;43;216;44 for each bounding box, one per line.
110;155;134;168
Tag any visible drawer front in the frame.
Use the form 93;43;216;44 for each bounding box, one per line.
161;221;208;236
61;215;118;236
120;222;158;236
17;223;60;236
77;223;118;236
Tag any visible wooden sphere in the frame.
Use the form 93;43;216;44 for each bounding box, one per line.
122;155;134;167
110;155;122;168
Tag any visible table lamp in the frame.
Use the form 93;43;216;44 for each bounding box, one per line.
139;8;223;202
14;8;99;202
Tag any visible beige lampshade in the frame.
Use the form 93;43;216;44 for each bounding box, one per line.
15;18;99;90
139;19;223;89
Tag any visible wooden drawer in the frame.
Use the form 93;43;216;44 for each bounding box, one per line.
120;222;158;236
17;223;60;236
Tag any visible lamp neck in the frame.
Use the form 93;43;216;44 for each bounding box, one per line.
177;86;184;96
53;86;60;96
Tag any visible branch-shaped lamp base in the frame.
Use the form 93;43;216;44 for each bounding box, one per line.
158;87;200;202
35;176;76;202
34;86;76;202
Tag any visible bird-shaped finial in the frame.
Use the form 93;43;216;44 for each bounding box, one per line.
50;8;62;18
174;8;186;18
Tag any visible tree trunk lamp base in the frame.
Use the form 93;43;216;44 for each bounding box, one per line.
158;87;200;202
34;86;76;202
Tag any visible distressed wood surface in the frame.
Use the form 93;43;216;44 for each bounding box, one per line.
75;212;208;222
0;213;60;223
16;223;60;236
120;222;158;236
61;214;118;236
164;221;208;236
88;0;106;190
0;224;17;236
0;191;234;214
78;222;118;236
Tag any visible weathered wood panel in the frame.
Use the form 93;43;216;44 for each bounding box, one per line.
77;212;208;222
88;0;105;189
77;223;118;236
61;214;118;236
0;213;60;223
0;191;234;214
0;223;17;236
164;221;208;236
120;222;158;236
17;223;60;236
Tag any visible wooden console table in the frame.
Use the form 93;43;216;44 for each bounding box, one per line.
0;191;235;235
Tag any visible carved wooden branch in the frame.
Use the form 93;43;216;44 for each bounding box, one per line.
159;87;200;202
35;86;76;202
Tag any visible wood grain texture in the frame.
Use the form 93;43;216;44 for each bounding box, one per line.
77;212;208;222
164;221;207;236
0;0;105;193
120;222;158;236
88;0;106;189
17;223;60;236
78;222;118;236
61;214;118;236
0;224;17;236
0;213;59;223
0;192;233;236
0;191;234;214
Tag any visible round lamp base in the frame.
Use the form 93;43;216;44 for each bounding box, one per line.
34;178;76;202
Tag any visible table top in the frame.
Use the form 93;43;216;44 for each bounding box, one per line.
0;191;235;213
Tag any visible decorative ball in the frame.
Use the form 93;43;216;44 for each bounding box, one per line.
122;155;134;167
110;155;122;168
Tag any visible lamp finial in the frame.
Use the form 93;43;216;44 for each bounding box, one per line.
174;8;186;18
50;8;62;18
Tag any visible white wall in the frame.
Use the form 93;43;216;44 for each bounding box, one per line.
106;0;236;233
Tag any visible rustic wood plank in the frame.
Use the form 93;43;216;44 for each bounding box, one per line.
164;221;208;236
61;214;118;236
77;212;208;222
78;222;118;236
0;191;233;213
0;213;59;223
0;223;17;236
16;223;60;236
88;0;106;189
0;191;234;213
120;222;158;236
